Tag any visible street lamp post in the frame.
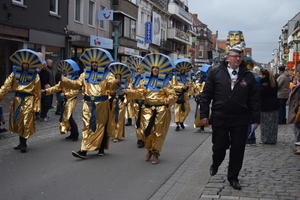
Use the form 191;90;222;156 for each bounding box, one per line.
272;49;279;73
111;21;122;61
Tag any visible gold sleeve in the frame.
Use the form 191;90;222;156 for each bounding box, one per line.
64;88;79;99
0;72;14;101
164;82;177;107
33;75;41;112
60;73;84;90
45;83;62;95
105;72;120;91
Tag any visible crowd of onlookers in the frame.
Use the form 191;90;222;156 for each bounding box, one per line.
247;65;300;155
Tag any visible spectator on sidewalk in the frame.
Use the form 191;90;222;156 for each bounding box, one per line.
200;43;260;190
40;84;51;121
46;59;56;108
287;84;300;146
258;69;279;144
277;66;290;124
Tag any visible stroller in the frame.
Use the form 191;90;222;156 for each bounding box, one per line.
0;105;7;133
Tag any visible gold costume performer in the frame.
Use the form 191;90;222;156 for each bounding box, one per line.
194;65;211;132
107;62;132;142
44;59;80;141
127;56;145;148
124;56;142;126
126;53;176;164
60;48;120;159
172;59;193;131
0;49;42;153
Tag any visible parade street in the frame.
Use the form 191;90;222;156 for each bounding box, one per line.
0;96;299;200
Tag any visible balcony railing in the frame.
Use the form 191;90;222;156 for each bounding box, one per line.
159;40;173;52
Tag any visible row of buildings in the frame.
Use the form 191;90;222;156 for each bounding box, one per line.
0;0;238;86
271;12;300;78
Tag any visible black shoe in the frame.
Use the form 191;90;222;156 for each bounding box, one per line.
180;122;185;129
20;146;27;153
229;180;241;190
210;165;218;176
125;118;132;126
66;135;78;141
175;126;180;131
137;140;145;148
97;149;105;156
72;150;87;159
14;144;22;150
55;112;61;115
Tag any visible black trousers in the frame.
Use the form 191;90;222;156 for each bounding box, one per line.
211;123;248;182
69;114;79;138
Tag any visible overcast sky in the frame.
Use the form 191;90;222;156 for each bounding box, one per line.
188;0;300;64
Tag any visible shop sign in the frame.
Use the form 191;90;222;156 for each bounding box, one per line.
118;46;139;55
90;35;113;49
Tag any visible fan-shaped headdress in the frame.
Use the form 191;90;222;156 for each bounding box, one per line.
140;53;174;90
199;64;211;83
10;49;43;85
174;59;193;84
57;59;80;80
108;62;132;91
79;48;114;83
126;55;144;73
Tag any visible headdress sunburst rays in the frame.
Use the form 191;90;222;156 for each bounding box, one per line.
140;53;174;89
79;48;114;83
10;49;43;85
108;62;132;89
57;59;80;80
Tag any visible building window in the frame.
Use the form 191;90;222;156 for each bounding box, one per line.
88;1;95;26
123;17;136;39
75;0;83;23
140;12;145;35
127;0;137;4
50;0;58;15
99;5;106;29
12;0;23;5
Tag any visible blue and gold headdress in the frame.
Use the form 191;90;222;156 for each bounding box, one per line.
57;59;80;80
79;48;114;83
126;55;143;73
108;62;132;91
140;53;174;90
174;59;193;84
10;49;43;85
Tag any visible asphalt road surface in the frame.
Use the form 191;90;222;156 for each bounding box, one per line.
0;99;211;200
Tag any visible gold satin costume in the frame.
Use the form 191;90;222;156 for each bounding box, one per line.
125;78;135;119
60;73;119;151
128;83;176;152
172;76;191;123
128;78;145;142
107;92;126;139
193;81;209;128
45;83;78;134
0;72;41;138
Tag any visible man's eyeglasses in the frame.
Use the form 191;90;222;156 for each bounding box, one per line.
229;55;242;59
